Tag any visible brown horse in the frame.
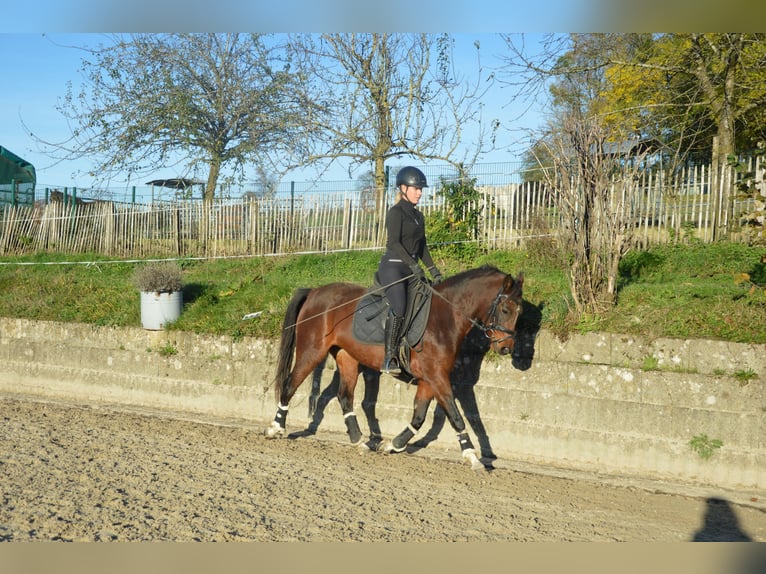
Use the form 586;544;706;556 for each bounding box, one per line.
265;265;524;469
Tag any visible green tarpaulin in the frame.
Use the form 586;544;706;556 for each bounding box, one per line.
0;145;36;206
0;145;36;185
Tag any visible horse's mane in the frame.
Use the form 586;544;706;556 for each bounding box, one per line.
442;265;503;287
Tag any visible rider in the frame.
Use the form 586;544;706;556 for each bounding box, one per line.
377;166;443;375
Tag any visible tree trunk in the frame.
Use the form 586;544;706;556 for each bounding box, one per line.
373;157;388;245
205;159;221;203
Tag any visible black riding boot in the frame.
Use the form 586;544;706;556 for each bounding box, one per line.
382;310;404;375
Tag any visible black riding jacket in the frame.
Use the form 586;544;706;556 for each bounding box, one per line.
383;198;436;272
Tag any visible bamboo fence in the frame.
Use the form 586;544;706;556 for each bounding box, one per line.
1;158;762;259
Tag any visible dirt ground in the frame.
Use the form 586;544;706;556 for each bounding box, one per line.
1;395;764;543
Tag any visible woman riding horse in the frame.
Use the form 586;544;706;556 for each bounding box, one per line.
265;261;524;470
377;166;443;375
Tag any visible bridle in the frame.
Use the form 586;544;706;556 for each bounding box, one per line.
477;288;521;346
426;278;521;346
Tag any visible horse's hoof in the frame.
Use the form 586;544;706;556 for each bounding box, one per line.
378;439;406;454
462;448;486;471
364;435;383;452
264;422;285;439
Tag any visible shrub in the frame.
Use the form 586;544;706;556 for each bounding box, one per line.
132;261;183;293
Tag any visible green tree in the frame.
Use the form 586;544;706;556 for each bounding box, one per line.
598;34;766;169
37;34;312;202
427;177;485;263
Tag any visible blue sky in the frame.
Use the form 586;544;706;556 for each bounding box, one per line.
1;1;759;190
0;32;547;190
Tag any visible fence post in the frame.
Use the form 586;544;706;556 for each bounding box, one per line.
342;199;352;250
290;182;295;248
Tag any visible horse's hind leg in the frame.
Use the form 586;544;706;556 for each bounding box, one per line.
334;350;363;445
360;367;383;450
266;349;327;438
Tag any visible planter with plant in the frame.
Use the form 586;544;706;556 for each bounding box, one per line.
133;261;184;330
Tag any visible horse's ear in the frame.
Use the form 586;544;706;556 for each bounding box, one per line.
505;272;524;298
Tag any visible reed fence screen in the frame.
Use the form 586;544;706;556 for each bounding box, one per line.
1;158;762;259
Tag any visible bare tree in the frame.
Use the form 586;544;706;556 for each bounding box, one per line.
32;34;312;201
288;33;498;230
500;34;651;318
534;114;650;317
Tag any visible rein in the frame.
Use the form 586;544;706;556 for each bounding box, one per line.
284;271;519;346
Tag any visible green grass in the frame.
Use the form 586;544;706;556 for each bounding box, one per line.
0;242;764;343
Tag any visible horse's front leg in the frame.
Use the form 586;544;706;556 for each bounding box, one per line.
382;374;484;470
438;393;485;471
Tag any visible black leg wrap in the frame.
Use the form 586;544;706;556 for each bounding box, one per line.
273;404;289;428
392;426;415;450
457;431;474;452
344;414;363;444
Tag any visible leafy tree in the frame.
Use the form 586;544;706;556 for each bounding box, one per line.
500;34;651;318
35;34;312;201
592;34;766;171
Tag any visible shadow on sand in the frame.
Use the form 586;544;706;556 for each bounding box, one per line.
691;497;754;542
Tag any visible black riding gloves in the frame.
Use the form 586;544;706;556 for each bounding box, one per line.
409;264;426;280
429;266;443;285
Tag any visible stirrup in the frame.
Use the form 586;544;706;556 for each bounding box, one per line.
382;357;401;375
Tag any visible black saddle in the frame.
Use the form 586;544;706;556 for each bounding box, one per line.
352;276;433;372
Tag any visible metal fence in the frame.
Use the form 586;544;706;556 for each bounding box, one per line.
1;159;762;259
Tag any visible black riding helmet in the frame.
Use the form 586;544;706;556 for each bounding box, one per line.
395;166;428;188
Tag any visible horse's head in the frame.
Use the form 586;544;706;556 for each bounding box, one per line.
483;272;524;356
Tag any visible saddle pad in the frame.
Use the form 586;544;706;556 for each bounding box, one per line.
351;279;432;348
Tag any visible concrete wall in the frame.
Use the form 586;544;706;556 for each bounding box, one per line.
0;317;763;491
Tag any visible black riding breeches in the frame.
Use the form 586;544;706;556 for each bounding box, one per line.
377;256;410;316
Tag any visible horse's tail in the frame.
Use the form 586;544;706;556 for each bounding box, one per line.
273;287;312;403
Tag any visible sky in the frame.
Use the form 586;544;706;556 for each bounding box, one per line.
1;0;761;192
0;32;546;191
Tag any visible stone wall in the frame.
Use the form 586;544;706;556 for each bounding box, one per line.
0;317;763;490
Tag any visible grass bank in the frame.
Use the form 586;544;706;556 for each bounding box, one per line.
0;242;764;344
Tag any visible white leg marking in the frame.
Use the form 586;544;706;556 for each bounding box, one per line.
264;420;285;438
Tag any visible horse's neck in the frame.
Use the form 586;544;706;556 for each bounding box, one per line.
447;275;500;330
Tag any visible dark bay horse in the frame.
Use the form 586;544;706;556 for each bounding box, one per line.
265;265;524;469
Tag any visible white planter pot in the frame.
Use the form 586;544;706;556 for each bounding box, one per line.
140;291;183;330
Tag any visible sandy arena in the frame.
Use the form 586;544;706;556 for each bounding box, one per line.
1;395;764;542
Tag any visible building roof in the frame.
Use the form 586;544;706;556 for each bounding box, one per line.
145;178;205;189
